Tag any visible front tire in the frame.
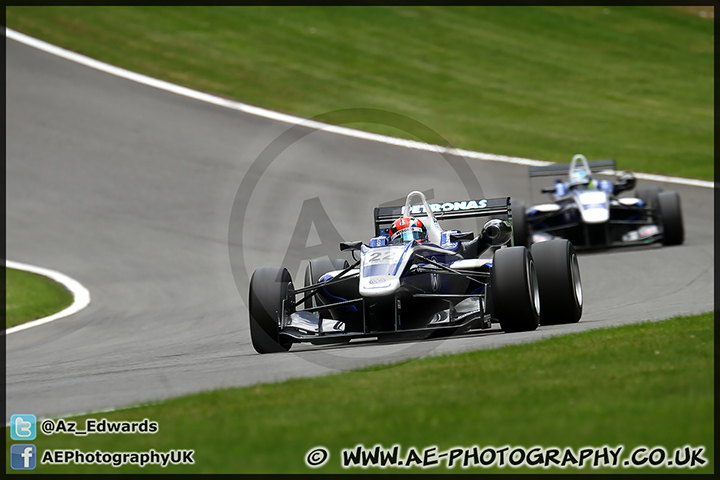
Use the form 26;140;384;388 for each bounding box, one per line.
636;186;661;209
531;239;583;325
657;191;684;245
491;246;540;333
249;267;294;353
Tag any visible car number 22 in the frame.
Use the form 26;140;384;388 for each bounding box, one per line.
365;249;402;265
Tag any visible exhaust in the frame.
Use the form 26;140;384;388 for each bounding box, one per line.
481;219;512;246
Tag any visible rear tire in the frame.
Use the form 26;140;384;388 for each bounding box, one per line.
491;247;540;333
657;191;684;245
249;267;294;353
510;200;530;248
531;239;583;325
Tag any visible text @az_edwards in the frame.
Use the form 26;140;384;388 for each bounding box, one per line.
39;418;157;435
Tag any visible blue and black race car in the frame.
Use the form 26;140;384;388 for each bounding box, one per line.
248;191;583;353
511;155;684;250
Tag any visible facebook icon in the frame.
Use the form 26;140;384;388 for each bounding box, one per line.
11;444;37;470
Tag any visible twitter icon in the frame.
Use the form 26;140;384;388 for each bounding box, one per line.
11;414;37;440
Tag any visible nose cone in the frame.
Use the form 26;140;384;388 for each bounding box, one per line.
580;207;609;223
575;191;609;223
359;277;401;297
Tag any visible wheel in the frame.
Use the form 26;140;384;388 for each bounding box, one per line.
490;246;540;333
636;186;661;209
248;267;294;353
510;199;530;248
657;191;683;245
531;239;583;325
303;257;349;309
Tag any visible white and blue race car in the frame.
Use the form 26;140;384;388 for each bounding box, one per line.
512;154;684;250
248;191;583;353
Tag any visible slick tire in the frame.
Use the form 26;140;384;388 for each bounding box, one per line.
636;186;661;210
491;246;541;333
657;191;684;246
249;267;294;354
510;199;530;248
531;239;583;325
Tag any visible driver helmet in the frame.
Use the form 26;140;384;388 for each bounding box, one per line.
568;169;591;187
389;216;427;244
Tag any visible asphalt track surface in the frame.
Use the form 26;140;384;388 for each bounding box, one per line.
6;38;715;419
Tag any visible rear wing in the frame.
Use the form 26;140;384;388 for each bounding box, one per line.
528;159;616;178
373;197;511;237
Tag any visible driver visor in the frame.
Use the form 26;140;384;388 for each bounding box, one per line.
391;227;425;244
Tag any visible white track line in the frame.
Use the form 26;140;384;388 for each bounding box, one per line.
6;28;713;189
6;260;91;335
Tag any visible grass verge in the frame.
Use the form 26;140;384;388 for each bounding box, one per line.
5;6;713;180
6;311;713;473
5;268;74;329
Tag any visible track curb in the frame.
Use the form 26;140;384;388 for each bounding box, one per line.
6;260;91;335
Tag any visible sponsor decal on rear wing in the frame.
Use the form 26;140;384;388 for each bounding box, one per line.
373;197;511;236
528;159;616;178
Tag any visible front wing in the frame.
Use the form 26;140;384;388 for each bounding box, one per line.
278;266;492;344
527;202;662;249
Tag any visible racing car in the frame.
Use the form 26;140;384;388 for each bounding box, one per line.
511;154;684;250
248;191;583;353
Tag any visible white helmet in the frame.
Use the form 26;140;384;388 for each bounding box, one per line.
568;169;591;187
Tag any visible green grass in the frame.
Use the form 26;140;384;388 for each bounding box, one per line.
5;268;74;329
6;6;713;180
7;312;713;474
